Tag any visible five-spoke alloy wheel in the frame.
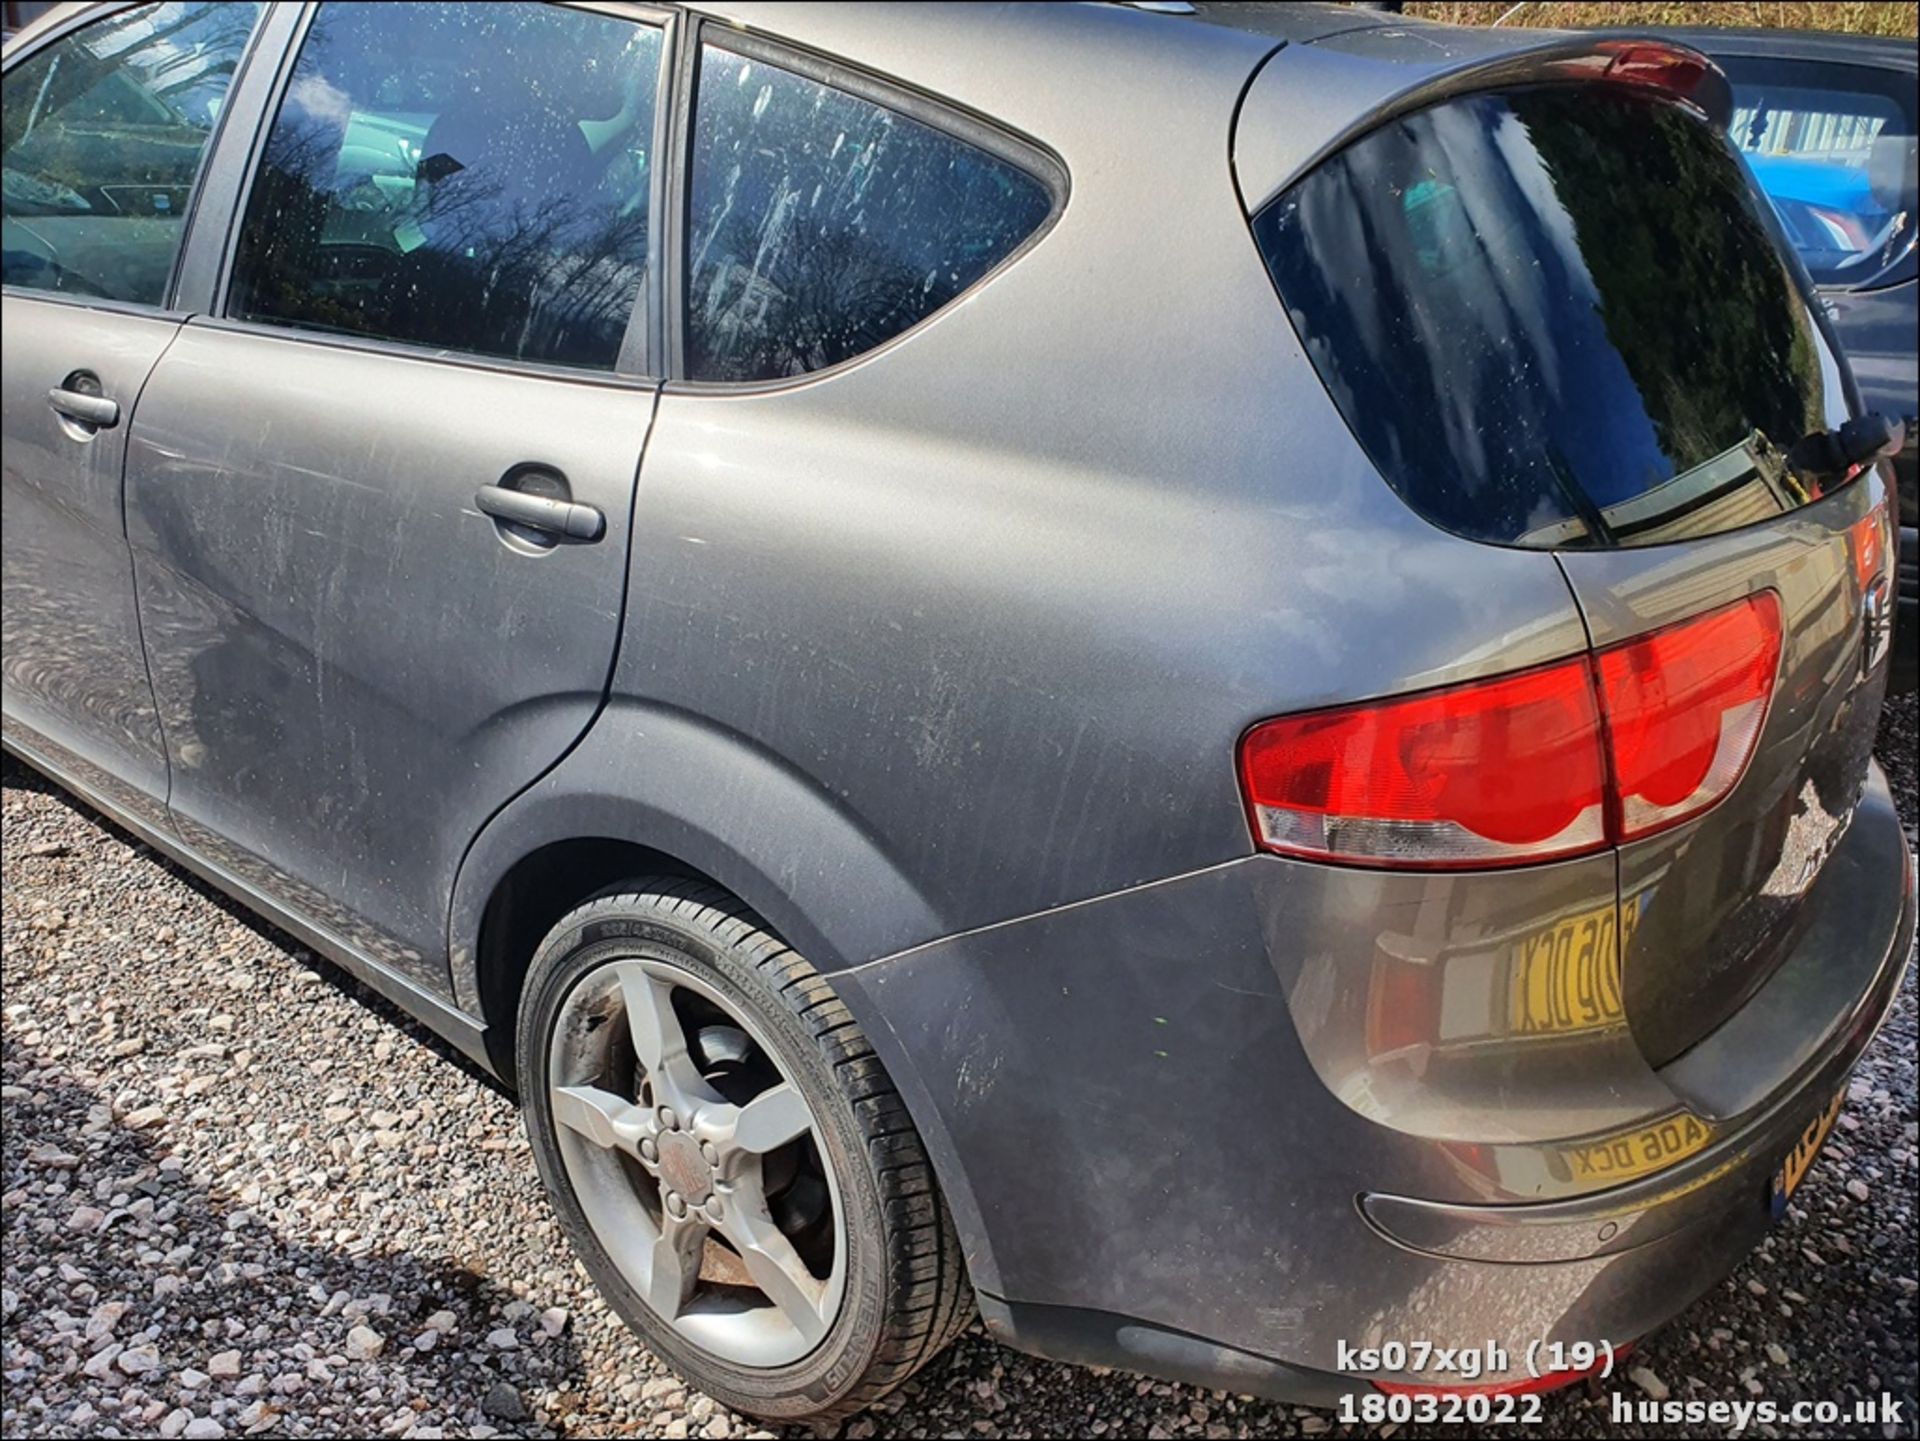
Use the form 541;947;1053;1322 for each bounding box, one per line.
548;955;844;1366
517;881;972;1421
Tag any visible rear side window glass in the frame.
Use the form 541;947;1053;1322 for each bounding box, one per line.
685;44;1054;383
1255;85;1848;550
228;1;661;371
1721;56;1917;289
2;1;262;304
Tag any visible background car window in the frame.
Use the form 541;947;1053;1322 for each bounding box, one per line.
1;1;261;304
228;2;661;371
1722;57;1917;288
685;45;1055;383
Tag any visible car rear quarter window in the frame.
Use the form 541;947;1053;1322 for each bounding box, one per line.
684;44;1056;383
1255;84;1850;550
1720;56;1917;290
227;1;662;371
1;1;262;305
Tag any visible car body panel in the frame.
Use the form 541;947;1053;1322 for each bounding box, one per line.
839;762;1911;1389
448;1;1596;1002
2;0;1915;1409
1559;467;1893;1067
0;295;179;829
123;323;656;993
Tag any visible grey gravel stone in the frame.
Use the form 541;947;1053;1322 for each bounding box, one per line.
1628;1366;1671;1401
481;1382;529;1423
2;698;1915;1440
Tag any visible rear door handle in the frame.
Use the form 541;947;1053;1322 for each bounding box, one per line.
48;387;119;428
474;484;604;542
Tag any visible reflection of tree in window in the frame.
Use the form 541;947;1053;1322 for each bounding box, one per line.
686;49;1053;383
1256;87;1837;550
227;1;660;371
1516;92;1824;473
1;2;263;301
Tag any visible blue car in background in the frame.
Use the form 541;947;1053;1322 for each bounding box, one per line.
1673;27;1918;692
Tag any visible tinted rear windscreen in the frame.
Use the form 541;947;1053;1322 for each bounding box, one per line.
1254;85;1850;549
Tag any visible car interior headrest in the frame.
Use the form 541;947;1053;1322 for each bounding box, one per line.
1867;128;1917;213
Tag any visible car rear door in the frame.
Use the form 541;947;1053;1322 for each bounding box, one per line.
1;1;266;827
123;0;672;993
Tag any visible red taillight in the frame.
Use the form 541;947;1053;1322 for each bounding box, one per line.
1544;41;1729;121
1238;594;1782;868
1595;41;1717;104
1850;502;1889;592
1597;593;1781;840
1238;657;1608;869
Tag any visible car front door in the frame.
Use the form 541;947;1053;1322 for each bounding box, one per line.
1;1;265;826
123;0;670;993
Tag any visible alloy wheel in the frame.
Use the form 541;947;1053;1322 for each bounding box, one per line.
547;956;845;1367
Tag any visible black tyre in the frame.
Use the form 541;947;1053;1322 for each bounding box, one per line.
516;879;971;1422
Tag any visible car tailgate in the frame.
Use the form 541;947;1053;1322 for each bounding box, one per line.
1557;473;1895;1068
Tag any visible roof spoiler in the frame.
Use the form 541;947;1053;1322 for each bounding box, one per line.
1235;28;1731;215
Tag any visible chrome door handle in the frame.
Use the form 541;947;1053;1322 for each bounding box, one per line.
474;484;604;542
48;387;119;428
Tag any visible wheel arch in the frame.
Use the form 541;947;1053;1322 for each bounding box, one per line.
448;699;948;1078
448;700;1001;1290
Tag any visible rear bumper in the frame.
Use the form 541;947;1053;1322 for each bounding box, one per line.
842;763;1914;1400
1895;522;1916;694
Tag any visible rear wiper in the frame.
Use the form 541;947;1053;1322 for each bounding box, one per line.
1786;412;1908;481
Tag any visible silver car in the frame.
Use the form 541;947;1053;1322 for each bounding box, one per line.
3;0;1913;1424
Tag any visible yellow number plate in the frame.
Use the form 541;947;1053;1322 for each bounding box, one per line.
1509;894;1638;1036
1773;1089;1845;1212
1559;1110;1712;1186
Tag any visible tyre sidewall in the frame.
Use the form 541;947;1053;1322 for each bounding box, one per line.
517;901;889;1418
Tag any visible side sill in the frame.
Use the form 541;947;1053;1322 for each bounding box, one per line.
2;729;497;1075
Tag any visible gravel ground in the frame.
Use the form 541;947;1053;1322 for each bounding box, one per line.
3;695;1916;1440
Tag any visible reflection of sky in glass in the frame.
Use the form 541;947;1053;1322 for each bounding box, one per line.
1261;87;1831;547
685;46;1053;381
81;3;262;127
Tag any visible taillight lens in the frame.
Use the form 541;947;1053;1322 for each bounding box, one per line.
1595;41;1718;105
1849;502;1889;592
1597;593;1781;840
1238;593;1782;868
1238;657;1608;869
1546;41;1726;114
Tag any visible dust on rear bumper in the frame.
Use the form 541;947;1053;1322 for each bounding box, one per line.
838;762;1914;1396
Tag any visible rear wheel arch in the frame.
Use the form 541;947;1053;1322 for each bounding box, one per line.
449;706;947;1072
456;796;907;1076
458;817;1013;1304
444;707;1002;1286
470;835;713;1082
451;704;947;1032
